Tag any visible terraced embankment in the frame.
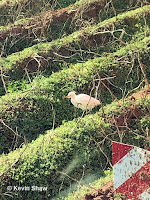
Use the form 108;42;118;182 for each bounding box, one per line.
0;0;150;199
1;5;150;73
1;0;147;56
0;94;150;199
0;36;150;154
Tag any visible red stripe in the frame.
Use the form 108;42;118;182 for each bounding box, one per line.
115;160;150;199
112;141;133;165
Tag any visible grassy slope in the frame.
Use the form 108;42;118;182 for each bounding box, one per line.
0;0;143;54
1;5;150;71
0;4;149;99
0;0;143;26
0;96;150;199
0;35;149;153
0;1;150;199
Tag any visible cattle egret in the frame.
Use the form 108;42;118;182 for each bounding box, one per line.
65;91;100;110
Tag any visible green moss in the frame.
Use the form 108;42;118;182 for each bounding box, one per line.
0;96;149;199
1;4;149;73
0;3;149;60
0;35;149;153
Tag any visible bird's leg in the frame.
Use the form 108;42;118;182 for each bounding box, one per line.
74;107;77;118
85;109;88;115
86;109;91;115
69;110;85;136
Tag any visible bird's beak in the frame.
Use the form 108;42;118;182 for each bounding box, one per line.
65;95;70;98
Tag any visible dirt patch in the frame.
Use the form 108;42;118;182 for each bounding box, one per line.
80;31;110;47
5;97;36;113
0;1;109;72
108;105;143;128
106;88;150;128
83;181;114;200
17;56;49;72
130;88;150;100
85;1;106;19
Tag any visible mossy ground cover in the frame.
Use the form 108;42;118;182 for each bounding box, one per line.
0;35;150;154
1;4;150;63
0;94;149;200
0;4;150;97
0;1;150;199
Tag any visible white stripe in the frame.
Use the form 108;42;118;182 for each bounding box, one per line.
113;147;150;189
138;188;150;200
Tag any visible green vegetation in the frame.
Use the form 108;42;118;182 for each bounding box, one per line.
59;170;113;200
0;1;149;57
0;96;150;199
0;0;143;26
1;4;150;62
0;4;149;95
0;0;150;199
0;35;150;153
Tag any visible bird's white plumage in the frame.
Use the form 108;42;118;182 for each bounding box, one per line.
66;92;100;110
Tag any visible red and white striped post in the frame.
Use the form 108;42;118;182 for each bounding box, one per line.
112;141;150;200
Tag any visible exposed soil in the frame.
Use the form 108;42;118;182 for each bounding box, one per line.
82;181;114;200
1;0;149;42
0;5;75;41
107;105;143;128
106;87;150;129
130;88;150;100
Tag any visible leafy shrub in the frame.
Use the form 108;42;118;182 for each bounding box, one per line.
0;97;149;199
0;36;150;154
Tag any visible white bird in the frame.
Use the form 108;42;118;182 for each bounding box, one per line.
65;91;100;110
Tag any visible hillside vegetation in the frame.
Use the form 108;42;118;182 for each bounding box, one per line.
0;0;150;199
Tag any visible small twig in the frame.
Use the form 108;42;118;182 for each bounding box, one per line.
90;135;113;168
24;68;31;83
56;170;99;192
55;0;62;9
138;53;150;89
99;124;112;141
69;110;86;136
110;0;117;18
101;80;121;105
0;192;8;200
1;67;8;94
111;113;123;142
48;104;56;144
0;119;22;138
